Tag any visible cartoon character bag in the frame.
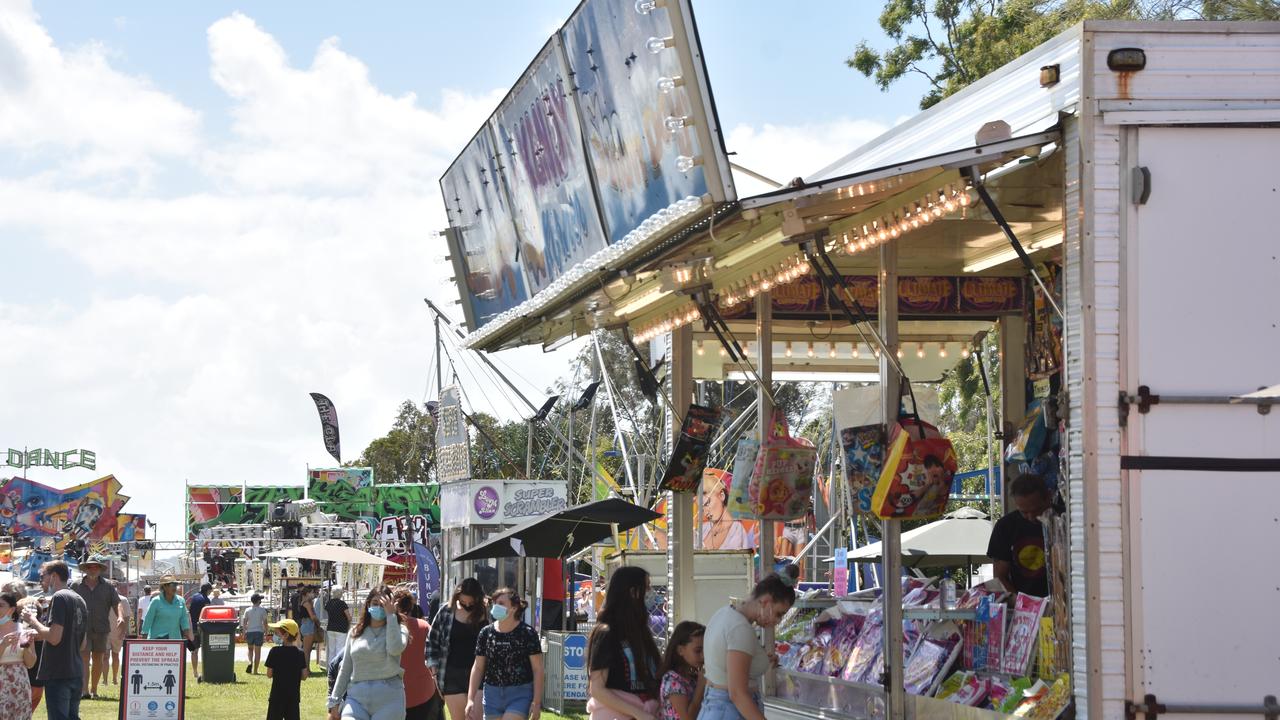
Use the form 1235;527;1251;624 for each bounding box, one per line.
749;412;817;520
870;418;958;520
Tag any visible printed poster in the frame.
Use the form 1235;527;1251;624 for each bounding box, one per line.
121;639;186;720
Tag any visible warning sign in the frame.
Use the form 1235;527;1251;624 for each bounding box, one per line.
121;639;186;720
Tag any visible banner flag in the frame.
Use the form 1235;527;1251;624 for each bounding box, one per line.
309;393;342;464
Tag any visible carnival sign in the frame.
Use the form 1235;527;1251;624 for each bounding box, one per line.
442;0;735;333
501;481;568;523
724;275;1025;320
440;480;568;527
435;386;471;483
4;448;95;471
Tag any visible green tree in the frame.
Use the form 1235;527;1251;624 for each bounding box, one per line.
850;0;1192;109
1201;0;1280;18
355;400;435;484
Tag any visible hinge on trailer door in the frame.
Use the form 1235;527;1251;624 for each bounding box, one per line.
1118;385;1159;427
1127;694;1166;720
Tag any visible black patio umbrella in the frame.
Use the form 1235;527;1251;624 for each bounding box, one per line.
454;498;662;561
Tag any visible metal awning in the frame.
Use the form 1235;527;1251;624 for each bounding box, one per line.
465;128;1061;353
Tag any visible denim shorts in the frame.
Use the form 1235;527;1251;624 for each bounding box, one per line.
245;631;265;646
299;619;316;636
483;682;534;718
698;687;760;720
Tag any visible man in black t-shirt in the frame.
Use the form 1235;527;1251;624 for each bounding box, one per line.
323;587;350;663
986;473;1052;597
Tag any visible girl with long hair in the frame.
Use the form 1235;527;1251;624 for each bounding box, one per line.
393;588;440;720
328;586;410;720
0;591;36;720
699;565;799;720
427;578;487;720
465;588;543;720
659;622;705;720
586;566;663;720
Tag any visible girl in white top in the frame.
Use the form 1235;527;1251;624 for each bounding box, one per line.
698;565;799;720
328;586;410;720
0;590;37;720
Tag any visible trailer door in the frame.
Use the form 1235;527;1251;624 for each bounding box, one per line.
1125;126;1280;706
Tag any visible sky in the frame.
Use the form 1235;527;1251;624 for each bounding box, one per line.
0;0;929;541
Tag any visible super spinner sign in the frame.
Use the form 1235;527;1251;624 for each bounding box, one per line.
441;0;735;334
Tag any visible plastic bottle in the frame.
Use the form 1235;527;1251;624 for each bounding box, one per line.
940;570;956;610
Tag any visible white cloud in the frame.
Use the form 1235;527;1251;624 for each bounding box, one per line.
723;119;890;196
0;0;200;177
0;6;558;541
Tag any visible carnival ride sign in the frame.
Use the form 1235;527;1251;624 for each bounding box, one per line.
4;448;95;471
121;639;186;720
442;0;735;334
435;385;471;483
441;480;568;528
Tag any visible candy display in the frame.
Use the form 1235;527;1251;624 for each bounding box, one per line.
824;613;866;676
1004;593;1050;675
903;629;961;696
841;608;883;683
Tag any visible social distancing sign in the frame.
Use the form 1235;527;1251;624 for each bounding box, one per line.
121;639;186;720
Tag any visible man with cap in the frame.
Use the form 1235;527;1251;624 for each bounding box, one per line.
141;576;194;645
70;554;121;699
187;582;212;681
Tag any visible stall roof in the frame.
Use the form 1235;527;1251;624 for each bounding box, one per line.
811;26;1082;181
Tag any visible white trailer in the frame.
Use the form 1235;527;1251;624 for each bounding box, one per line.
803;20;1280;719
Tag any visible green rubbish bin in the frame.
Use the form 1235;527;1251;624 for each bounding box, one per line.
198;605;239;683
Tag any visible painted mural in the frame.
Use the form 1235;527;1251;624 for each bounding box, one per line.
186;485;305;539
0;475;147;553
187;473;439;545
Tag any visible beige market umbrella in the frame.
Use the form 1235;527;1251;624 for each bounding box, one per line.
262;540;401;567
845;507;994;569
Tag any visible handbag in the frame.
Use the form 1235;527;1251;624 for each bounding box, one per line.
749;412;817;520
870;418;958;520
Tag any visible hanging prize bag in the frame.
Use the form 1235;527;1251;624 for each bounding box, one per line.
750;411;818;520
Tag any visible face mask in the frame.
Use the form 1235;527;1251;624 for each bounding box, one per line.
490;605;509;621
644;589;661;614
368;606;387;622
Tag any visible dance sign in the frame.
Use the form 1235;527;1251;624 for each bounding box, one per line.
121;639;186;720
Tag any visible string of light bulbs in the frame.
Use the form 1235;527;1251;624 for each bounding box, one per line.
837;184;972;255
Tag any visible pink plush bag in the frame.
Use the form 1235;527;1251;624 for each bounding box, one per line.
587;691;659;720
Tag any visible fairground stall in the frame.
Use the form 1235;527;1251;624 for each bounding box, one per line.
441;2;1280;717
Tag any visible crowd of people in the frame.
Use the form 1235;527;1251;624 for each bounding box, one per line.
0;555;799;720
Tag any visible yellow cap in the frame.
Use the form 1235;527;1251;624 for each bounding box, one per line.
267;619;299;635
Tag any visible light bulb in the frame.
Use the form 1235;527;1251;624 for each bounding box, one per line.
828;345;837;358
760;279;772;291
896;348;903;358
916;343;925;358
785;342;793;358
675;155;700;172
944;198;957;212
656;76;682;93
647;36;674;54
635;0;659;14
932;205;944;218
696;341;705;356
873;347;881;359
845;242;855;254
938;343;948;358
719;346;727;357
665;116;691;133
851;344;860;359
807;343;815;358
959;191;972;206
890;226;901;239
961;347;971;359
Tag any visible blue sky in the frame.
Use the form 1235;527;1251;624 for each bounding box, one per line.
0;0;929;540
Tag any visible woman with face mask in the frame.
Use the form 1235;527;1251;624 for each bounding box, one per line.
465;588;543;720
586;566;663;720
328;586;410;720
699;564;799;720
427;578;486;720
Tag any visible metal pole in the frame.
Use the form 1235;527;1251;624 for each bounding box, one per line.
668;324;696;629
592;332;638;496
755;291;776;692
435;314;443;397
879;242;905;720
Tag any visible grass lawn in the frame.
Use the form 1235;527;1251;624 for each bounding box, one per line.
75;665;586;720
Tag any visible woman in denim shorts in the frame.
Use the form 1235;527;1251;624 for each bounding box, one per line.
699;565;798;720
465;588;543;720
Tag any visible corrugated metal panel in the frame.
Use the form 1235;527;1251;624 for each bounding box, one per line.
812;28;1082;181
1061;111;1089;718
